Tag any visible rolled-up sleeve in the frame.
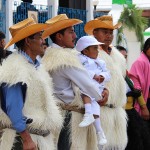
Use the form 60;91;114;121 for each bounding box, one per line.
1;83;26;132
63;67;102;101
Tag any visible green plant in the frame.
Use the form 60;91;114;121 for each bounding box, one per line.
117;4;148;47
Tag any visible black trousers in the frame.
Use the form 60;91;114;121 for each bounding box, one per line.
58;111;72;150
125;108;150;150
146;98;150;130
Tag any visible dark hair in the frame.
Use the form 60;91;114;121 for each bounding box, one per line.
50;28;67;43
115;45;127;52
15;39;25;50
143;38;150;54
15;39;26;50
0;31;6;41
80;46;90;55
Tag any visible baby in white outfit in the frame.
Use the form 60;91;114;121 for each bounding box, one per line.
76;36;111;146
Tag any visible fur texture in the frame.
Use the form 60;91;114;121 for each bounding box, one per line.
98;47;128;150
0;129;16;150
42;47;84;71
70;84;98;150
0;53;63;150
56;84;99;150
42;47;99;150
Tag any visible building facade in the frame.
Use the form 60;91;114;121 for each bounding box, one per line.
0;0;150;68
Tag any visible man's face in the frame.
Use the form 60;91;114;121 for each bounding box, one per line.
58;26;77;48
93;28;113;46
27;31;45;57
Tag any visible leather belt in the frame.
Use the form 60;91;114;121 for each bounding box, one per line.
105;104;116;108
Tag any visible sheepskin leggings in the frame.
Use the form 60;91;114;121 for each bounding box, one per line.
58;111;71;150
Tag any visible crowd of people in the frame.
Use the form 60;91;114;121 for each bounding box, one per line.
0;13;149;150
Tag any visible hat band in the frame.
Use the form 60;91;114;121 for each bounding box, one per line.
11;21;36;37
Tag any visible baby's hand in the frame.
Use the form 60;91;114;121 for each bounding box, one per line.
93;75;100;82
93;75;104;83
99;75;104;83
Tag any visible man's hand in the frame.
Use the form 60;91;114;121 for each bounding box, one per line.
140;105;150;120
20;130;37;150
98;88;109;106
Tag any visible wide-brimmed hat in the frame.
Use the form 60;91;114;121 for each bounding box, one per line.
76;36;104;52
84;15;122;35
42;14;83;39
4;17;48;49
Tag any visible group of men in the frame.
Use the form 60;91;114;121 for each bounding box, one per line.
0;13;141;150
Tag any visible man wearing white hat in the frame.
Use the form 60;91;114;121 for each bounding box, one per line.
0;18;63;150
42;14;109;150
84;15;127;150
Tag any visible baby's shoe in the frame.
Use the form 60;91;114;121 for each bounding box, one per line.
97;131;107;145
79;114;95;127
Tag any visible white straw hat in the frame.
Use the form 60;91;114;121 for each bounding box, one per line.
76;36;104;52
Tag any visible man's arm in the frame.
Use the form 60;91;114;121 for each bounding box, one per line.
98;88;109;106
64;67;102;101
1;83;36;150
20;130;37;150
1;83;26;131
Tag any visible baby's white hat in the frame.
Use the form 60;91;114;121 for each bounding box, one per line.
76;35;104;52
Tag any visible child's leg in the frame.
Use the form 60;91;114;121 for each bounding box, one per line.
94;116;104;133
94;116;107;145
82;95;92;114
91;101;107;146
79;95;95;127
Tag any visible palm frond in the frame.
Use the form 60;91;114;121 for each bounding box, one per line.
117;4;148;48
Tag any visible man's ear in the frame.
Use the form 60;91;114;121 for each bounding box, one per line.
93;30;98;38
56;33;63;41
25;37;31;47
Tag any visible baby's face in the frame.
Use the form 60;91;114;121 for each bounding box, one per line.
84;45;99;59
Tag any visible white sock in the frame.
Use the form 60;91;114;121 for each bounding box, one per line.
84;103;92;114
94;118;104;133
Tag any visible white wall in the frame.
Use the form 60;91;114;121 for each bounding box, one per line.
123;28;141;70
133;0;150;9
96;0;150;10
86;0;94;22
6;0;13;51
96;0;112;11
13;0;47;5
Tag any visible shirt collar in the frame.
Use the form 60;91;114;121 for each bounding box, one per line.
19;51;40;68
51;43;62;48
